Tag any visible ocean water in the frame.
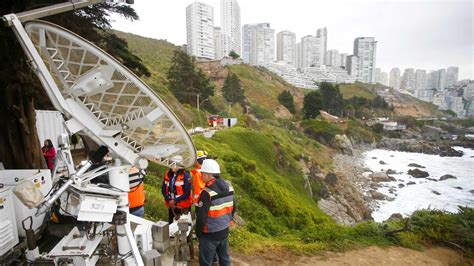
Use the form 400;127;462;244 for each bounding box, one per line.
362;147;474;222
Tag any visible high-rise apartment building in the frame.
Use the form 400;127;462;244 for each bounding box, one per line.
221;0;241;56
339;53;349;69
389;68;401;90
380;72;389;86
353;37;377;83
401;68;415;92
186;2;215;60
414;69;427;91
242;23;275;66
374;68;382;83
446;66;459;88
316;28;327;66
346;55;359;78
300;35;321;68
438;69;447;90
214;27;224;60
427;70;440;89
295;42;302;69
276;30;296;66
325;49;340;67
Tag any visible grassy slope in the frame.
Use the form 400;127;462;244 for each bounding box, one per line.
339;83;377;100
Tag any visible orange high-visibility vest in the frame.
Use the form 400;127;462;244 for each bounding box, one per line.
164;170;192;209
191;167;206;205
128;167;145;209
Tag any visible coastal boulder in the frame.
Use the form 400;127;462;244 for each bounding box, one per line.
369;172;395;182
439;146;463;157
439;174;457;181
386;169;397;175
370;191;386;200
408;163;425;168
408;169;429;178
379;160;386;165
334;134;353;155
407;181;416;186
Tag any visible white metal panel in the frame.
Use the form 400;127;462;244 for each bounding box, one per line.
0;188;19;256
35;110;66;148
0;169;52;238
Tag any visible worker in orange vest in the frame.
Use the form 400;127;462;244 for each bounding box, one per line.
191;150;208;208
128;166;146;217
161;155;192;223
195;159;236;266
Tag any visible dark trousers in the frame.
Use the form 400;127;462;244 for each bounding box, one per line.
199;236;230;266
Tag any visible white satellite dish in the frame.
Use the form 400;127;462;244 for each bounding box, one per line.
24;21;196;168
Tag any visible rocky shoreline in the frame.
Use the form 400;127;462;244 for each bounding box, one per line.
326;131;473;224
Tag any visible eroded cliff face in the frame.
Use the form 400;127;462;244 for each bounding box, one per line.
301;154;372;226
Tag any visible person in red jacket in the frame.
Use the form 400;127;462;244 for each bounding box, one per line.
41;139;56;172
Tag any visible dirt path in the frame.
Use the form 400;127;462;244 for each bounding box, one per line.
228;246;470;266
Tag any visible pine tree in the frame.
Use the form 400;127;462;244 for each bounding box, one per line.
228;50;240;59
278;90;296;114
222;73;245;105
303;91;323;119
167;50;214;106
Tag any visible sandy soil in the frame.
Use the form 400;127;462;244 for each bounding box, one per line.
227;246;471;266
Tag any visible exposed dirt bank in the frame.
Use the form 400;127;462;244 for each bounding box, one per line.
226;246;470;266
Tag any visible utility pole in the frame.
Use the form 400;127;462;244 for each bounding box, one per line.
197;93;200;114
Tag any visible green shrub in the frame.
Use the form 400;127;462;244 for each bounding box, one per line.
302;119;343;144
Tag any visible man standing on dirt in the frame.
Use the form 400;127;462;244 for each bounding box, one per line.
195;159;236;266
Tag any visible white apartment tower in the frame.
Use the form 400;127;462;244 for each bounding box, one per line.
414;69;427;91
389;68;401;90
214;27;224;60
353;37;377;83
446;66;459;88
242;23;275;66
300;35;321;68
316;27;327;65
276;30;296;66
438;69;447;90
295;42;302;69
346;55;359;78
186;2;215;60
221;0;241;56
325;49;340;67
401;68;416;92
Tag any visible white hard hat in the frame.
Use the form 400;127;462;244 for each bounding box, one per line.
200;159;220;174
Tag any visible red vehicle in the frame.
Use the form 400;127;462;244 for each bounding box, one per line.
207;115;223;127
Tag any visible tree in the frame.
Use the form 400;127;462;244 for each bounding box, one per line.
222;73;245;105
319;82;344;115
303;91;323;119
167;50;214;106
0;1;149;169
278;90;296;114
228;50;240;59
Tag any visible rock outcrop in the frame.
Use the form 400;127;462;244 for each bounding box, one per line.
439;174;457;181
334;134;354;155
408;169;429;178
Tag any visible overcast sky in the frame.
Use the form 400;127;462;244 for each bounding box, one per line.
111;0;473;79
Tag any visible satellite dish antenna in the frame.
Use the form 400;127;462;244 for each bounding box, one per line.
23;20;196;168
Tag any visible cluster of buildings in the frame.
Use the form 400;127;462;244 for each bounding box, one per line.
185;0;377;89
381;66;472;117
